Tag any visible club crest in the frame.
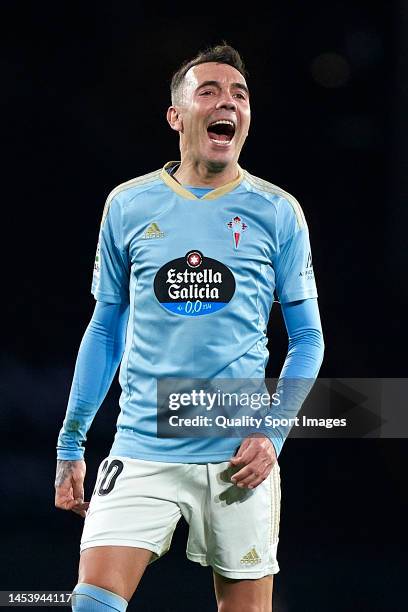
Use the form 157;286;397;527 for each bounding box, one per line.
227;215;247;249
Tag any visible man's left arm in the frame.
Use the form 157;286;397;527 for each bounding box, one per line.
230;195;324;488
230;298;324;488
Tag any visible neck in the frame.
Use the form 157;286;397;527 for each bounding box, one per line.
172;159;240;188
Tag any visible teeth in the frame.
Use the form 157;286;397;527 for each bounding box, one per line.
208;120;235;128
209;138;231;146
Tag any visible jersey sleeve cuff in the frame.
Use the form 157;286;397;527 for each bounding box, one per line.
91;288;129;304
257;428;284;457
56;448;85;461
278;289;318;304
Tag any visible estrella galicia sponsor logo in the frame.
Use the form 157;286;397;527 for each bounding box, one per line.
154;250;236;316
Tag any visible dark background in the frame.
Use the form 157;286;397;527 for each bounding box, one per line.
1;1;407;610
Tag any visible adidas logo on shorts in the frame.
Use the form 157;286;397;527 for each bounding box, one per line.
240;547;261;565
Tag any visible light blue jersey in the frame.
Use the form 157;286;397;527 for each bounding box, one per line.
86;161;318;462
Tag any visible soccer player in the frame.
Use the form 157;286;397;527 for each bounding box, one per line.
55;44;324;612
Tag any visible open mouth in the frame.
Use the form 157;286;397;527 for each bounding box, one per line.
207;119;236;145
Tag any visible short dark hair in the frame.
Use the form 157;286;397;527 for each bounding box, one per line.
170;43;248;104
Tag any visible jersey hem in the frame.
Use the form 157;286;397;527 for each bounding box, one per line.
108;444;238;464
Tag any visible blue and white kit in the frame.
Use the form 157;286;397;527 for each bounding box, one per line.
57;162;324;463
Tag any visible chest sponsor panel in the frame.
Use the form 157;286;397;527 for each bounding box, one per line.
154;250;235;317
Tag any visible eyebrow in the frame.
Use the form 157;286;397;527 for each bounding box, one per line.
196;80;250;96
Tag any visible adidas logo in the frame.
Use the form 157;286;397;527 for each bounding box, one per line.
240;547;261;565
143;222;165;239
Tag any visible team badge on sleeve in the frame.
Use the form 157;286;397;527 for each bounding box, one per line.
299;251;315;279
227;215;247;249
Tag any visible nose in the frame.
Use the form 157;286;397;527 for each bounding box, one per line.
215;90;237;111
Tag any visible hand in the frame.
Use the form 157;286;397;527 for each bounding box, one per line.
54;459;89;517
229;434;277;490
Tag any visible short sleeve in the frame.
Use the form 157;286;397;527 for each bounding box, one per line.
91;197;130;303
274;198;318;304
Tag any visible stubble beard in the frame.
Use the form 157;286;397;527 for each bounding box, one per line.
205;158;229;173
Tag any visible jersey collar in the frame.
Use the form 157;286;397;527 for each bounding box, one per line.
160;161;244;200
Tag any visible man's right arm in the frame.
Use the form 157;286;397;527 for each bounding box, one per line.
55;300;129;515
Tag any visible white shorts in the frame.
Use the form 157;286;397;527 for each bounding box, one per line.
81;456;281;579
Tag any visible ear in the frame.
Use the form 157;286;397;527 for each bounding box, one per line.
167;106;183;133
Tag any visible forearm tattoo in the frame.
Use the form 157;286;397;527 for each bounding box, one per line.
55;460;76;486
